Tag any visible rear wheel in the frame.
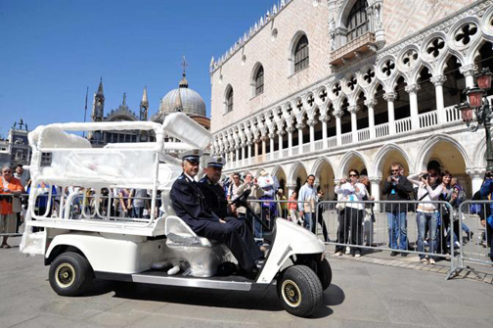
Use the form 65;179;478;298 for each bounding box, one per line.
49;251;93;296
317;258;332;290
277;265;323;317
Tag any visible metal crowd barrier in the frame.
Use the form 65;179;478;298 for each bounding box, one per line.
454;200;493;279
0;193;28;237
245;198;466;279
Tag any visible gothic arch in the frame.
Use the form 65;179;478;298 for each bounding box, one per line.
371;143;411;177
415;134;471;172
338;150;369;178
289;31;309;74
288;161;308;186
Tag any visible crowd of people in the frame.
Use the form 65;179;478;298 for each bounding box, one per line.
2;158;492;264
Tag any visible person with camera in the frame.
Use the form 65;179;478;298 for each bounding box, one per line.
438;171;461;253
334;169;367;257
479;170;493;262
0;164;24;248
382;163;414;256
408;170;443;264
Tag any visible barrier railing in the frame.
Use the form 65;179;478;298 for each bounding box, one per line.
243;199;463;279
0;193;28;238
453;200;493;279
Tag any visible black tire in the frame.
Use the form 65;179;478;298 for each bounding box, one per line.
49;251;93;296
318;258;332;291
277;265;323;317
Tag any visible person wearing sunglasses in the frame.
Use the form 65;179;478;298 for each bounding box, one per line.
408;170;443;264
1;164;25;248
382;163;413;256
334;169;368;257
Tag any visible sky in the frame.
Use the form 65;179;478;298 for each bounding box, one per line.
0;0;276;137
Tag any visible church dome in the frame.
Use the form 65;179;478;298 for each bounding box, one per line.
158;75;206;117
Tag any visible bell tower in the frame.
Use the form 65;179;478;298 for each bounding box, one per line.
92;77;105;122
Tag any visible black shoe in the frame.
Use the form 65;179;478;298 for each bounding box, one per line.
400;252;408;257
390;251;399;257
255;258;265;270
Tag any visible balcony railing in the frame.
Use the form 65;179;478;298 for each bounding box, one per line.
224;104;467;170
330;32;376;67
395;117;412;134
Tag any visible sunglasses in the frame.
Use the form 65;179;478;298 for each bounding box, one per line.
2;170;11;173
349;174;358;177
391;169;399;172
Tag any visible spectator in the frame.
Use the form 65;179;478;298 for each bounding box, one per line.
227;172;242;201
118;188;132;217
13;164;28;232
13;164;29;187
287;190;300;224
276;188;288;218
360;175;375;247
479;171;493;262
382;163;413;256
298;175;317;233
334;182;348;256
408;171;443;264
1;164;24;248
335;169;367;257
439;171;461;252
131;189;149;218
450;177;472;241
27;182;57;217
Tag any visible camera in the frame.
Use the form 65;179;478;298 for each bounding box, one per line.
421;173;429;179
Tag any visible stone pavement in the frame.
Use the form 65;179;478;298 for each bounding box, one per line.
0;237;492;328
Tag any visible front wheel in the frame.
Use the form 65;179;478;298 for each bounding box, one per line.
49;251;93;296
277;265;323;317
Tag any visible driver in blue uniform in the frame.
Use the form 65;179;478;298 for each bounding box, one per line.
170;150;262;274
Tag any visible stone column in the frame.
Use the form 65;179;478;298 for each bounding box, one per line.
297;124;304;148
369;177;381;211
384;92;396;135
254;140;259;158
406;84;420;131
269;133;275;160
261;138;266;159
460;64;477;88
287;126;294;156
278;132;283;154
247;142;253;165
431;75;446;124
235;147;239;168
365;100;376;139
349;105;358;143
335;111;342;146
241;144;246;167
321;117;328;148
468;170;485;194
308;119;316;151
286;183;297;198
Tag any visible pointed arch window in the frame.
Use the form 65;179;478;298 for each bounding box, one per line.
294;35;309;73
225;86;234;113
254;65;264;96
347;0;369;42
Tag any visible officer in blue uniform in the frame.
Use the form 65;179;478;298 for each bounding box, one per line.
170;150;262;273
198;156;229;219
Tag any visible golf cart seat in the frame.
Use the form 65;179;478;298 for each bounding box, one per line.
164;216;214;247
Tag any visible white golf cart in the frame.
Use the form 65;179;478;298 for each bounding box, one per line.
20;113;331;317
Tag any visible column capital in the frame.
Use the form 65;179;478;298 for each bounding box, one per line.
364;99;377;108
333;110;344;118
320;114;331;122
307;118;317;126
383;92;397;101
431;75;447;86
348;105;359;114
466;168;485;178
368;177;382;184
296;123;305;130
459;64;477;77
287;126;296;133
268;133;276;139
405;83;420;94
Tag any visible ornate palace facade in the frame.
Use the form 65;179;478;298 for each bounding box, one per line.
210;0;493;200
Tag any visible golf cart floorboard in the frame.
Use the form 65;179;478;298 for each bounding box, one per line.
96;270;261;291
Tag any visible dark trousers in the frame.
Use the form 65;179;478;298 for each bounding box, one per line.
349;208;364;254
316;210;329;242
193;218;261;272
335;210;347;253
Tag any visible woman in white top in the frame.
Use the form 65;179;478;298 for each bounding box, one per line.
334;169;368;257
408;171;443;264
